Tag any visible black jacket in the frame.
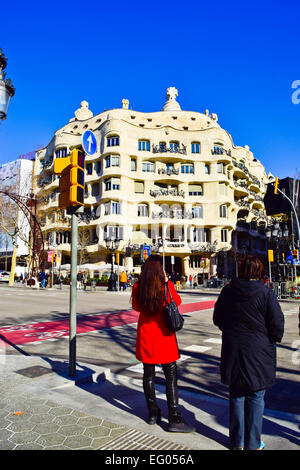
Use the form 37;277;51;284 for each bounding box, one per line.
213;279;284;395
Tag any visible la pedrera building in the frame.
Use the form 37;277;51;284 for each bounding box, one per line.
33;88;269;280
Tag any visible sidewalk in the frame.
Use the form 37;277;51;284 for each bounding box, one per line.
0;355;299;451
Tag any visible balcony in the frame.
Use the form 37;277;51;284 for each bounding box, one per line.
152;143;187;155
233;179;249;196
152;209;192;220
188;241;218;253
157;167;180;176
150;187;185;200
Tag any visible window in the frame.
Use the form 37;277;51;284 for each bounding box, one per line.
105;177;120;191
86;163;93;175
219;182;227;195
213;144;224;155
166;163;174;171
205;164;210;174
134;181;144;193
181;164;194;174
188;184;203;196
138;140;150;151
105;226;124;240
55;148;67;159
105;155;120;167
192;228;210;243
131;158;137;171
142;161;155;172
137;204;149;217
107;136;119;147
95;161;101;175
220;204;227;218
170;141;179;152
217;162;225;174
191;142;200;154
192;206;203;218
221;229;228;242
105;201;121;215
92;183;99;197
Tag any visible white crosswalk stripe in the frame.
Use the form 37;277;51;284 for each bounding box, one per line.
125;340;222;373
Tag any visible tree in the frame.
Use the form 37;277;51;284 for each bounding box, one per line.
0;187;29;285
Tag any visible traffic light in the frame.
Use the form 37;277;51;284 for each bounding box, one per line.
115;253;120;264
292;250;299;260
54;149;85;209
144;249;148;261
274;177;280;194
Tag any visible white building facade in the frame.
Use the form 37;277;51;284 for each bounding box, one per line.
0;156;34;273
34;89;269;278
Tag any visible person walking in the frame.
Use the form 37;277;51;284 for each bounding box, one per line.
39;270;46;289
120;270;128;291
58;273;64;290
131;255;194;433
213;255;284;450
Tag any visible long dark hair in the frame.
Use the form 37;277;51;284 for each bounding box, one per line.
136;255;165;316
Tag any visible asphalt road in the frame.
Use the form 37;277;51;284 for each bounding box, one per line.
0;283;299;415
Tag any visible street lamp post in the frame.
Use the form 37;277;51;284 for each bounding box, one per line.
0;49;15;122
105;237;120;291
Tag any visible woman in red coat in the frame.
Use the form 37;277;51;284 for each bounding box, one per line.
131;255;194;433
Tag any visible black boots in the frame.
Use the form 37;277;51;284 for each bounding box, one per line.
143;362;195;433
143;367;161;425
167;410;195;433
162;362;195;433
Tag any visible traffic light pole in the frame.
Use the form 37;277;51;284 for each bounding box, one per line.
68;206;83;377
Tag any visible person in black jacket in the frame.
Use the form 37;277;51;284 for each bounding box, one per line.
213;256;284;450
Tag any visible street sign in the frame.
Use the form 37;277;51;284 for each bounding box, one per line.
82;130;97;156
144;245;151;259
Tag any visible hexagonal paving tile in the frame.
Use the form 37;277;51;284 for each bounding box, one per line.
0;429;14;441
7;420;36;433
9;431;39;445
36;433;66;447
58;424;85;437
48;406;74;417
83;426;110;439
52;415;78;426
63;435;93;450
32;422;60;435
77;416;102;427
29;413;54;424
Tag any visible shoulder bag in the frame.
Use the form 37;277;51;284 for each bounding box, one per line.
164;282;184;332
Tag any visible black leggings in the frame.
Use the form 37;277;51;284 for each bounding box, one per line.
143;362;178;413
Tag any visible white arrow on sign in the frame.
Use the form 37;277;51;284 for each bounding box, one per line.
87;134;93;153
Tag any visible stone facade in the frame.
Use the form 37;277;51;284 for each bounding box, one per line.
33;88;269;278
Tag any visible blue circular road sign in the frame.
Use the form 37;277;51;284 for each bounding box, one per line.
82;130;97;156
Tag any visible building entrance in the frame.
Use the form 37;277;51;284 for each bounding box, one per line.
164;256;182;276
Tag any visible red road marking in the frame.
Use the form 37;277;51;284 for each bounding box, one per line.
0;300;216;347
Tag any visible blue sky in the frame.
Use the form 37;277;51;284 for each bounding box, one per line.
0;0;299;179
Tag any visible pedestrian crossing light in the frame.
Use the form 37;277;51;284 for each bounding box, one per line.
274;177;280;195
54;149;85;209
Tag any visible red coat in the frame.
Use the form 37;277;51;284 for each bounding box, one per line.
132;281;182;364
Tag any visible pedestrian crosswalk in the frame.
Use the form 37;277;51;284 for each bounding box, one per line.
126;338;222;374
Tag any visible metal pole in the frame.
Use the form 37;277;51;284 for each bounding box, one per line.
69;211;78;377
162;234;165;273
